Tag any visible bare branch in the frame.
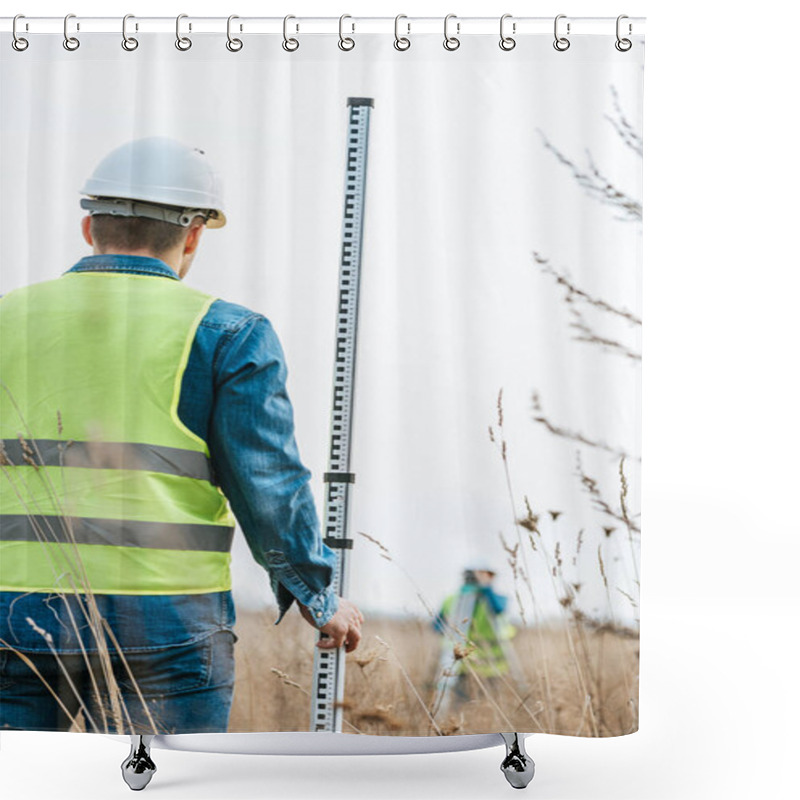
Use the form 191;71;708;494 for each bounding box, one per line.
537;130;642;222
533;252;642;326
605;85;643;157
532;392;635;462
567;306;641;362
575;451;641;533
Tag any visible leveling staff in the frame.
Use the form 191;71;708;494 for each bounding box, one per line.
0;137;363;733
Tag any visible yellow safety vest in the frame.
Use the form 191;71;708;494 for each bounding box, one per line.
0;272;236;594
441;588;517;677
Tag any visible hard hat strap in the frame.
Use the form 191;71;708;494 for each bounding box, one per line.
80;197;212;227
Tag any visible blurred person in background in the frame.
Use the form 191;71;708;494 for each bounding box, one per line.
433;564;516;708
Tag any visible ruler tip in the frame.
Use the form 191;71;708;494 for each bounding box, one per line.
347;97;375;108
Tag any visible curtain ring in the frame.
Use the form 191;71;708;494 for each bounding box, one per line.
122;14;138;51
499;14;515;51
615;15;632;52
12;14;29;51
63;14;80;51
338;14;355;51
175;14;192;51
283;15;299;52
394;14;410;51
553;14;570;51
226;15;243;51
443;14;460;51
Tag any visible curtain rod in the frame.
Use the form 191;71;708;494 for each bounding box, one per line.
1;16;646;37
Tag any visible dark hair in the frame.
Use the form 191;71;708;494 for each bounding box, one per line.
89;214;189;256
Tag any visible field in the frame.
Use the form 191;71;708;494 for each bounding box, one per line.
229;608;639;738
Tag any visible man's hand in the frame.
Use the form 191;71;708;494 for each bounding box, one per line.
299;597;364;653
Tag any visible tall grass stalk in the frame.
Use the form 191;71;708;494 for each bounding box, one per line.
375;635;442;735
1;396;156;733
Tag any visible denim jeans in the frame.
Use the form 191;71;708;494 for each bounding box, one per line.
0;631;236;734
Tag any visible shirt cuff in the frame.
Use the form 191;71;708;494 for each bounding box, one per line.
267;558;339;628
273;583;338;628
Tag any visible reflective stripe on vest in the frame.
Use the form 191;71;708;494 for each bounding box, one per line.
0;272;235;594
0;438;213;482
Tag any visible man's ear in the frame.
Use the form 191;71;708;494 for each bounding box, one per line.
183;221;205;256
81;216;94;246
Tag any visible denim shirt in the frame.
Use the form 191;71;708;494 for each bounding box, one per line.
0;255;338;653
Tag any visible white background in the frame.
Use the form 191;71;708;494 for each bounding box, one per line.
1;2;798;800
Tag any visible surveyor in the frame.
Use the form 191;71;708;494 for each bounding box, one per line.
433;564;516;707
0;136;363;734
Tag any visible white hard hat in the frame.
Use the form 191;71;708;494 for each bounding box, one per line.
464;564;499;575
80;136;226;228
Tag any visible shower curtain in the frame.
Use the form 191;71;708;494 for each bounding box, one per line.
0;19;644;744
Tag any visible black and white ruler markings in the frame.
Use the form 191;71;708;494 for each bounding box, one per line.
310;97;374;733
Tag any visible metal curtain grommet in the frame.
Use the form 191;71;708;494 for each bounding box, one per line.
615;14;632;51
553;14;570;51
12;14;29;51
226;15;243;51
499;13;515;51
175;14;191;51
283;15;299;52
338;14;355;51
443;13;460;51
63;14;80;51
394;14;410;51
122;14;138;51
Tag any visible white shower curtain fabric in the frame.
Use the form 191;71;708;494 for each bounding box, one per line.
0;30;644;738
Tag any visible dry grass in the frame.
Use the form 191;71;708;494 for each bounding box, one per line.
229;608;638;737
0;412;158;734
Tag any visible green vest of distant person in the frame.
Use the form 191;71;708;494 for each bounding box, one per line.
438;584;517;678
0;271;236;595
